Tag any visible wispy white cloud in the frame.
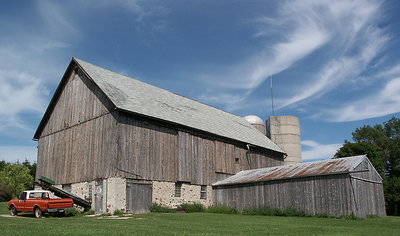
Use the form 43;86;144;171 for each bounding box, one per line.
0;0;76;134
279;29;388;108
95;0;170;34
0;146;37;163
198;0;387;116
375;64;400;78
0;70;49;132
37;0;77;36
244;17;330;90
321;77;400;122
302;140;342;161
107;0;153;22
202;0;332;91
277;0;387;108
199;0;389;118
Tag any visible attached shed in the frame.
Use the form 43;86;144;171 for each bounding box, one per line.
212;155;386;217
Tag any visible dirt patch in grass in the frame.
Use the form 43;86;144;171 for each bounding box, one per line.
0;214;13;218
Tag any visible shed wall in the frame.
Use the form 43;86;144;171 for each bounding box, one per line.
350;159;386;217
213;173;385;217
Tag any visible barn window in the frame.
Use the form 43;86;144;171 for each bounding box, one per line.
62;184;71;192
174;182;182;197
88;184;92;201
235;157;240;164
200;185;207;199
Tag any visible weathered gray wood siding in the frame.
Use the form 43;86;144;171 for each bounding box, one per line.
116;113;283;185
213;170;385;217
40;69;114;137
36;69;118;184
36;66;283;185
349;159;386;217
116;113;179;182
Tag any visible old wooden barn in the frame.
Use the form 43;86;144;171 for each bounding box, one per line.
33;58;285;213
212;155;386;217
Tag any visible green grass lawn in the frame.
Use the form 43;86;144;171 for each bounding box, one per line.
0;201;9;214
1;202;399;235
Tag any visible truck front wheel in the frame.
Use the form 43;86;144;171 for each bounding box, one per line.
34;207;43;218
10;205;17;216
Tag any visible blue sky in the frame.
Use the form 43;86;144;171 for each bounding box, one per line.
1;0;399;163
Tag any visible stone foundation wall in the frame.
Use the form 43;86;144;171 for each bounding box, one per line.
152;181;213;208
36;178;214;213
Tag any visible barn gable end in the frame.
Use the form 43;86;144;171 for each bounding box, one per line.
349;158;386;217
35;64;119;184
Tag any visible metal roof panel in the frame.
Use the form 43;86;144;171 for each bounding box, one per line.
212;155;367;186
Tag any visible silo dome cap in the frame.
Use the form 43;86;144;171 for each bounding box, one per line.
244;115;264;125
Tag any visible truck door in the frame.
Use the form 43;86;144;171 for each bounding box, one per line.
16;192;27;211
25;192;36;212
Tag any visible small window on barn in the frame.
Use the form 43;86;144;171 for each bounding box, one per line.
175;182;182;197
87;184;92;201
235;157;240;164
200;185;207;199
62;184;71;193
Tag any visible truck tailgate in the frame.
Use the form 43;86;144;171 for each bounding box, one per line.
47;199;74;209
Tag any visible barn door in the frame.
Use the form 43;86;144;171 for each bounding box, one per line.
94;179;103;214
126;181;153;213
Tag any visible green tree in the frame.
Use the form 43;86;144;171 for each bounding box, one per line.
0;160;6;170
334;116;400;215
335;141;384;176
22;159;37;182
0;163;33;199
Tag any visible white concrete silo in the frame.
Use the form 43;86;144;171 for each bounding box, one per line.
244;115;265;135
266;116;302;165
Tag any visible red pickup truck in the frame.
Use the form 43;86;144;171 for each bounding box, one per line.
8;190;74;218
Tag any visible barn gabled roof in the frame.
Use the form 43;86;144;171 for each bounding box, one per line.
212;155;378;186
34;58;284;153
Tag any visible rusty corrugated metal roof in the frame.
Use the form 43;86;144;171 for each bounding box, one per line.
212;155;366;186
